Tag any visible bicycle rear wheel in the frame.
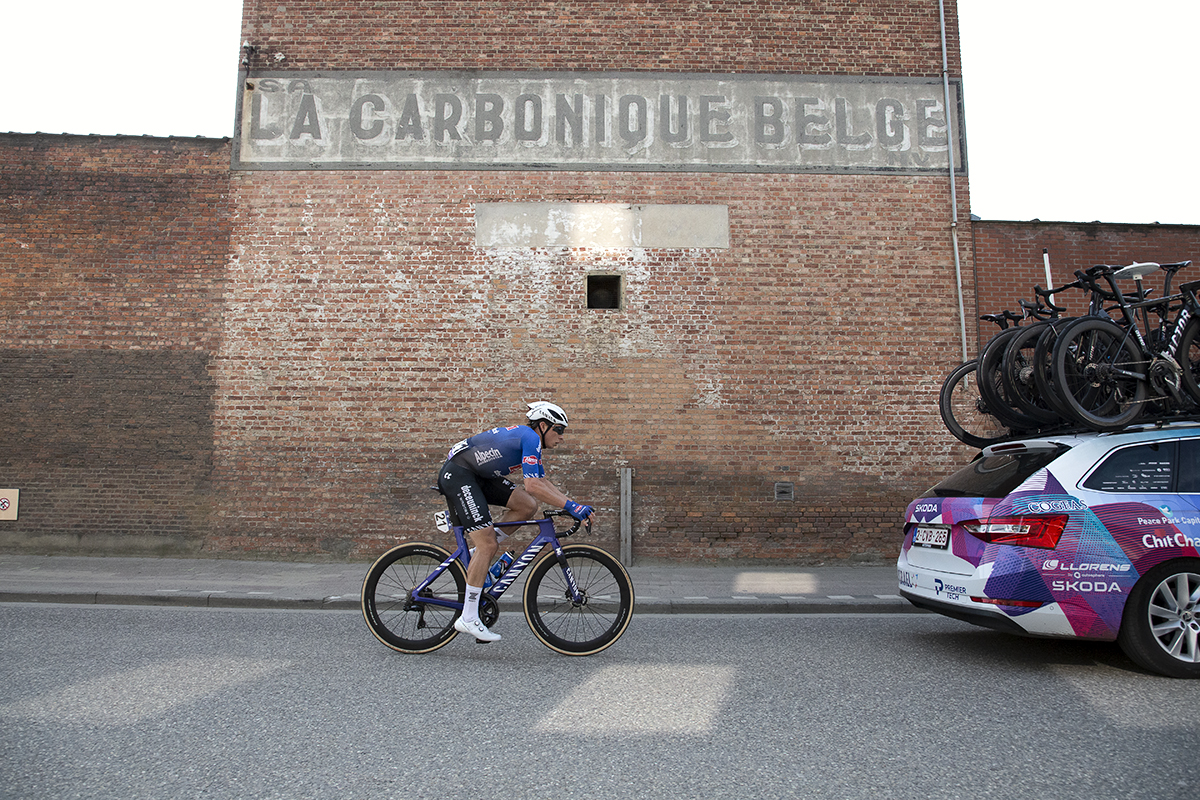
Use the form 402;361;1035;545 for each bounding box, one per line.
1177;316;1200;404
1031;317;1081;422
1051;317;1147;431
523;544;634;656
362;542;465;654
938;360;1008;449
1001;321;1062;425
976;328;1040;430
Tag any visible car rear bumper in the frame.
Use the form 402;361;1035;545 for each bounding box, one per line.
899;589;1025;634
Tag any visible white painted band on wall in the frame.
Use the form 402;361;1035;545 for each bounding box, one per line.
475;203;729;249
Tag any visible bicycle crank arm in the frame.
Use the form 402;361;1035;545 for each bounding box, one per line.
1105;367;1147;382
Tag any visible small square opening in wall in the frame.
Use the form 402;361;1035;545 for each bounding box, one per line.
587;274;622;309
774;482;795;502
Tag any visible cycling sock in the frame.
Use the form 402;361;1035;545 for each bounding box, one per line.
462;585;482;623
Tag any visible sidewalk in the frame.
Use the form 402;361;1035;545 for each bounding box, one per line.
0;553;915;614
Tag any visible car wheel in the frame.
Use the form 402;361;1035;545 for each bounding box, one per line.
1118;558;1200;678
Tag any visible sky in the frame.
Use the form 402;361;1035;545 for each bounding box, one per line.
2;0;1196;226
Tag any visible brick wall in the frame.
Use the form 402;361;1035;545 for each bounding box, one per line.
970;221;1200;352
216;0;972;562
1;2;979;563
214;169;971;561
239;0;961;76
0;134;230;554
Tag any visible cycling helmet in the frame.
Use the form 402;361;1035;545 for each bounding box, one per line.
526;401;569;428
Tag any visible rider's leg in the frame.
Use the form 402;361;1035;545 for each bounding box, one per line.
460;491;533;634
456;523;503;641
464;525;499;591
494;487;538;533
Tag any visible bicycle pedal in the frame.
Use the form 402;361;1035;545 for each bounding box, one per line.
475;638;492;644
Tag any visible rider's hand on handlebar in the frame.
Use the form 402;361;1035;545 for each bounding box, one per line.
564;501;595;522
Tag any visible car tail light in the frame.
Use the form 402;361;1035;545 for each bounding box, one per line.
962;515;1067;549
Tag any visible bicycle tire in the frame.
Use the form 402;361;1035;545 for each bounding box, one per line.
1000;321;1061;425
939;360;1008;449
523;544;634;656
362;542;465;654
1031;317;1081;421
976;328;1040;431
1051;317;1147;431
1177;316;1200;404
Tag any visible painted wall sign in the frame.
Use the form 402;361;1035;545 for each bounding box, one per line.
234;71;965;174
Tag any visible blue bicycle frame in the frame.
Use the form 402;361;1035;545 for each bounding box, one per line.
410;512;584;611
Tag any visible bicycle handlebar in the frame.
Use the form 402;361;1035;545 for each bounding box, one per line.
542;508;590;537
1034;282;1074;315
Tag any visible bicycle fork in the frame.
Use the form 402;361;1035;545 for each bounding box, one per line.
553;546;586;606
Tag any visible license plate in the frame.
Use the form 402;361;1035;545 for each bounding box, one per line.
912;525;950;549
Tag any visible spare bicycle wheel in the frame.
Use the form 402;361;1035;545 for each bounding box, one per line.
939;360;1008;449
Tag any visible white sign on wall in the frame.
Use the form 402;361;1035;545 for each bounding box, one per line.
0;489;18;521
234;71;964;174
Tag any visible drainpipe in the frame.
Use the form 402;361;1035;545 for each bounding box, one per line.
939;0;969;362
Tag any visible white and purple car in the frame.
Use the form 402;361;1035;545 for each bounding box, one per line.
899;423;1200;678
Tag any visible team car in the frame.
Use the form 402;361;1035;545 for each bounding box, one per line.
898;423;1200;678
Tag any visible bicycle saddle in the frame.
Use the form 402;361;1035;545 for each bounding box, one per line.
1113;262;1161;281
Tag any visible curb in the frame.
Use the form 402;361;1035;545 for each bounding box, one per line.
0;592;361;610
0;591;925;614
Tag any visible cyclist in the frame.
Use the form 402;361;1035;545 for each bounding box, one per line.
438;401;596;642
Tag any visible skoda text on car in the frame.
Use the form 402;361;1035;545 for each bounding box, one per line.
897;424;1200;678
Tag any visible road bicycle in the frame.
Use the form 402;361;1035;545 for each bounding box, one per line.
976;300;1056;432
1050;261;1200;431
361;508;634;656
938;311;1023;449
999;264;1164;431
940;260;1200;446
1000;281;1079;426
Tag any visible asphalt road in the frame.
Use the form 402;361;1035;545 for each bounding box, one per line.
2;604;1197;800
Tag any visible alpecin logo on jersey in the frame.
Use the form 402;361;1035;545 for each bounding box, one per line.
474;447;502;464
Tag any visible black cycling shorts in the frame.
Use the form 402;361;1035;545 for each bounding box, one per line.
436;459;516;533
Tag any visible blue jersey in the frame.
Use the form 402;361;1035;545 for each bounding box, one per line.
446;425;545;479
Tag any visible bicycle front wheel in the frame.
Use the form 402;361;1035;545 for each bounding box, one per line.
1031;317;1079;422
523;544;634;656
362;542;465;654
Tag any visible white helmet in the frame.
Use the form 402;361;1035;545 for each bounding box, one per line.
526;401;569;427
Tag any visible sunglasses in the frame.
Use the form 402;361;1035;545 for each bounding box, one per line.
550;424;567;435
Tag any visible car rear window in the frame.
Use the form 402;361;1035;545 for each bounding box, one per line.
921;446;1068;499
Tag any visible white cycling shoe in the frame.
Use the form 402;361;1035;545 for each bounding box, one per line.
454;616;501;643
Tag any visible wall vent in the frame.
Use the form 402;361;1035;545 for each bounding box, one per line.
774;482;794;502
587;274;622;309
